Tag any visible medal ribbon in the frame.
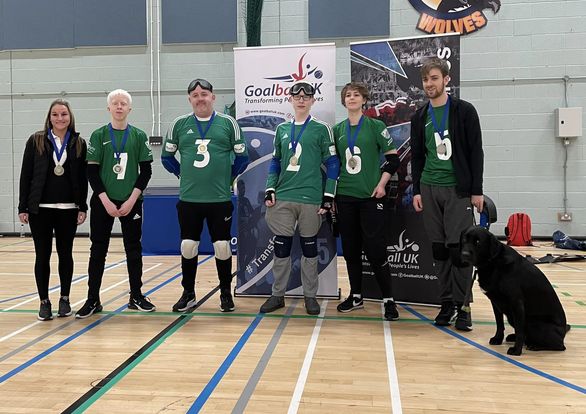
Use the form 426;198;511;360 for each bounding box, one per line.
193;111;216;140
290;115;311;154
108;123;130;164
428;94;450;141
49;129;71;164
346;115;364;156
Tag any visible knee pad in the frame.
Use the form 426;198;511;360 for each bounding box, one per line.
432;242;449;261
213;240;232;260
273;235;292;258
300;236;318;258
448;243;466;268
181;239;199;259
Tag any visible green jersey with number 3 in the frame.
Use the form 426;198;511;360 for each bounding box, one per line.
266;117;337;205
333;116;396;198
162;112;247;203
86;124;153;201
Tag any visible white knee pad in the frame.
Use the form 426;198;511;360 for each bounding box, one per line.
181;239;199;259
213;240;232;260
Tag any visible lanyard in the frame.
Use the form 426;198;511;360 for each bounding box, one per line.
428;95;450;140
48;129;71;163
108;123;130;163
193;111;216;139
346;115;364;156
290;115;311;153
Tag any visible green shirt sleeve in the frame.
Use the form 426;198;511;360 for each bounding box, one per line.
137;129;154;162
320;123;337;198
265;124;283;191
86;129;103;164
162;119;179;157
375;119;396;153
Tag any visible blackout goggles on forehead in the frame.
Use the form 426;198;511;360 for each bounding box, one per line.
188;79;213;94
290;82;315;96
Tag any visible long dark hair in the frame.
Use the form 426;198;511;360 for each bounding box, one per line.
33;99;82;157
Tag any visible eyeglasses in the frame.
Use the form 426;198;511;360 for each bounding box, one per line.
188;79;213;94
292;95;313;102
290;82;315;96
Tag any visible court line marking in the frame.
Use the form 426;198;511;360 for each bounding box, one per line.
382;303;402;414
288;299;328;414
402;305;586;395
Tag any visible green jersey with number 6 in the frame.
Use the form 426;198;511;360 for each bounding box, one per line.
86;124;153;201
162;112;247;203
266;117;337;205
333;116;396;198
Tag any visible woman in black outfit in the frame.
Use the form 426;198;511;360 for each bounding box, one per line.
18;99;88;321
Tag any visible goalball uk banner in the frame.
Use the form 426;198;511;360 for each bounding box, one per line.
234;43;338;297
350;33;461;305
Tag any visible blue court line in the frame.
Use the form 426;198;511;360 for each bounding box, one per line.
402;305;586;395
0;256;213;384
0;260;127;305
187;315;263;413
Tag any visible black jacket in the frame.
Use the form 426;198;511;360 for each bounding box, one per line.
410;95;483;197
18;131;88;215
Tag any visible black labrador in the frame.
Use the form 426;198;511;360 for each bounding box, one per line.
460;226;570;356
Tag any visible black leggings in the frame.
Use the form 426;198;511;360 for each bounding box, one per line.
336;196;392;298
28;208;79;300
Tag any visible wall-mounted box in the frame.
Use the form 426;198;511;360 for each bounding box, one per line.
555;107;582;138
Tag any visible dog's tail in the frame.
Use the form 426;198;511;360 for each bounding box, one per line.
566;324;571;333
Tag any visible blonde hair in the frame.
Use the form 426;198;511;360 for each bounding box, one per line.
107;89;132;105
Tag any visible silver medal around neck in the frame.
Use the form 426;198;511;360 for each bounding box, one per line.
348;157;357;169
54;165;64;176
113;164;124;174
290;156;298;166
198;144;208;153
437;143;447;155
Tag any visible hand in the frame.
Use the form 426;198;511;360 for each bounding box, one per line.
118;197;137;216
471;195;484;213
77;212;87;225
413;194;423;212
18;213;29;224
371;184;386;198
264;190;275;207
101;196;120;217
318;196;334;215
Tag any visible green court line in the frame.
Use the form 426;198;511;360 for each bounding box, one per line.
552;284;558;288
561;292;572;297
4;308;586;329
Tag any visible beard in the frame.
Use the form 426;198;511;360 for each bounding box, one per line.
425;84;445;100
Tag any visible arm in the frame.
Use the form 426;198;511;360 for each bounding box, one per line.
161;122;180;177
119;161;152;216
87;163;119;217
231;120;250;178
265;128;282;207
464;102;484;212
18;136;36;221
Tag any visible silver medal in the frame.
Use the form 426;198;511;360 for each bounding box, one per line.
113;164;124;174
437;143;447;155
198;144;208;153
348;157;357;169
290;156;298;166
54;165;64;176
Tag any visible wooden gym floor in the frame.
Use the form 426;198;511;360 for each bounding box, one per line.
0;236;584;413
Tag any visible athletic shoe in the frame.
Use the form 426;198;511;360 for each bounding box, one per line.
57;296;72;317
75;300;103;319
259;295;284;313
336;295;364;313
434;301;457;326
172;291;196;312
455;305;473;331
128;295;156;312
384;300;399;321
38;299;53;321
304;297;320;315
220;292;235;312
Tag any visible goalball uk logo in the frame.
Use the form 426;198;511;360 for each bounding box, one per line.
408;0;501;35
387;230;421;270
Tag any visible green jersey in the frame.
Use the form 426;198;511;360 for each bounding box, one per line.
86;124;152;201
266;117;337;205
421;104;456;186
333;116;396;198
162;112;247;203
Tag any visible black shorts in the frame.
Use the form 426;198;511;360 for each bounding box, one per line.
177;200;233;242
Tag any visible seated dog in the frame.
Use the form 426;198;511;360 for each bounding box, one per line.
460;226;570;356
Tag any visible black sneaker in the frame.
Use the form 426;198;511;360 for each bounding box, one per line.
220;292;235;312
259;295;285;313
304;297;320;315
38;299;53;321
337;295;364;313
455;305;473;331
57;296;72;317
75;300;103;319
172;291;196;312
384;300;399;321
128;295;156;312
434;301;457;326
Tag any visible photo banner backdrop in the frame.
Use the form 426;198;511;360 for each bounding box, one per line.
350;33;460;305
234;43;339;297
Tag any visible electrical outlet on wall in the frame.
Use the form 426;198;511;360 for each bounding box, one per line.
558;212;573;222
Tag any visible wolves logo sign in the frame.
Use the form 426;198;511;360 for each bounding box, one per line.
408;0;501;35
